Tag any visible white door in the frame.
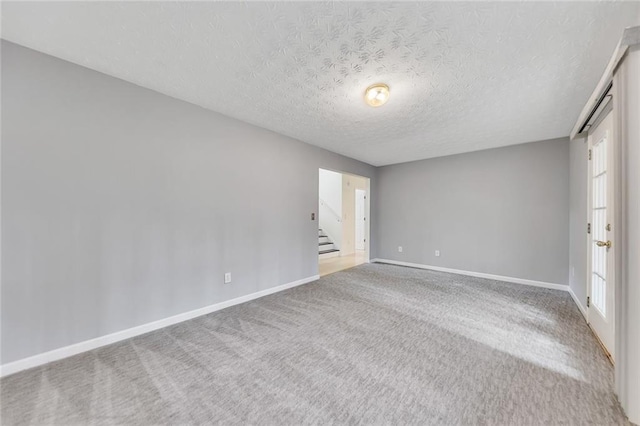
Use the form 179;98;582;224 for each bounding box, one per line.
587;110;615;361
355;189;366;251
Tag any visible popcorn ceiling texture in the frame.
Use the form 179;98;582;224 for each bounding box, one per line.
2;1;638;165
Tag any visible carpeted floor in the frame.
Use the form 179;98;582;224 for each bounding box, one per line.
1;263;628;425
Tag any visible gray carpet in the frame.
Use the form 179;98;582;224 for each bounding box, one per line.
1;263;628;425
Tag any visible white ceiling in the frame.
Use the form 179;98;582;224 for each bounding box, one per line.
2;2;638;166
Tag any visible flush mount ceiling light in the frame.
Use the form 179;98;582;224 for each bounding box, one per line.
364;83;390;107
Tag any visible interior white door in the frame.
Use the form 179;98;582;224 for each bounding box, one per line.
588;110;615;361
355;189;366;251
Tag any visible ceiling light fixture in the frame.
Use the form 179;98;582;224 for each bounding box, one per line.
364;83;390;107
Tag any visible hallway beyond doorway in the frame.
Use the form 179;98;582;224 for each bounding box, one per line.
318;169;370;272
319;251;367;277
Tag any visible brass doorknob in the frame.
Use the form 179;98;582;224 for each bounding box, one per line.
596;240;612;248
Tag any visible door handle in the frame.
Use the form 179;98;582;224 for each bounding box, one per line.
596;240;612;248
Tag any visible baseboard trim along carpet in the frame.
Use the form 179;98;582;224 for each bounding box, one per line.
1;263;624;424
372;259;568;291
0;274;320;378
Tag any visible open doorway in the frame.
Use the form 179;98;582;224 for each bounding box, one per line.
318;169;370;276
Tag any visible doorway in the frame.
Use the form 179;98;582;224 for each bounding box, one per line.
318;169;370;276
587;109;615;362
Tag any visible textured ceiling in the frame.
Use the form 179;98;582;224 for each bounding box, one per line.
2;2;638;166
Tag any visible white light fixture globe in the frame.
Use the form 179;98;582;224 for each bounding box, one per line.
364;83;390;107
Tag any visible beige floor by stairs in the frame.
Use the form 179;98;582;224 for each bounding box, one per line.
319;250;366;277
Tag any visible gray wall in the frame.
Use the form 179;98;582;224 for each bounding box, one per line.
569;137;588;306
1;41;377;364
375;138;570;285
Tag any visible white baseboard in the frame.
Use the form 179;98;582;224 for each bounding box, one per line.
371;258;568;291
0;275;319;378
371;259;595;322
568;286;588;320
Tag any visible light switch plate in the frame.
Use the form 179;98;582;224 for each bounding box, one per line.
224;273;231;284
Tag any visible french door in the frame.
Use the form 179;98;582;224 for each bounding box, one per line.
587;109;615;361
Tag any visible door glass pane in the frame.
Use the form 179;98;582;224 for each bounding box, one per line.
591;136;607;316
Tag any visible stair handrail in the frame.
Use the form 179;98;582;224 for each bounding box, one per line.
319;197;341;223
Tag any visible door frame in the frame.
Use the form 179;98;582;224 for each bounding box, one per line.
585;100;616;362
342;172;370;263
354;188;366;251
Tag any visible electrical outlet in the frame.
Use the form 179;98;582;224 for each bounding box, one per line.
435;250;440;257
224;273;231;284
398;246;403;253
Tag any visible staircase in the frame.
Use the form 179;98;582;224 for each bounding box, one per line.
318;228;340;258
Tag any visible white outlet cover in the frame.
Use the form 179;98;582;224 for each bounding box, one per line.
435;250;440;257
398;246;403;253
224;273;231;284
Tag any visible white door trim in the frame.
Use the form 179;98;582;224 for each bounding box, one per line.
355;189;366;251
586;108;616;361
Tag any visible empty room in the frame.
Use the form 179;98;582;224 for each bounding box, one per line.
1;1;640;425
